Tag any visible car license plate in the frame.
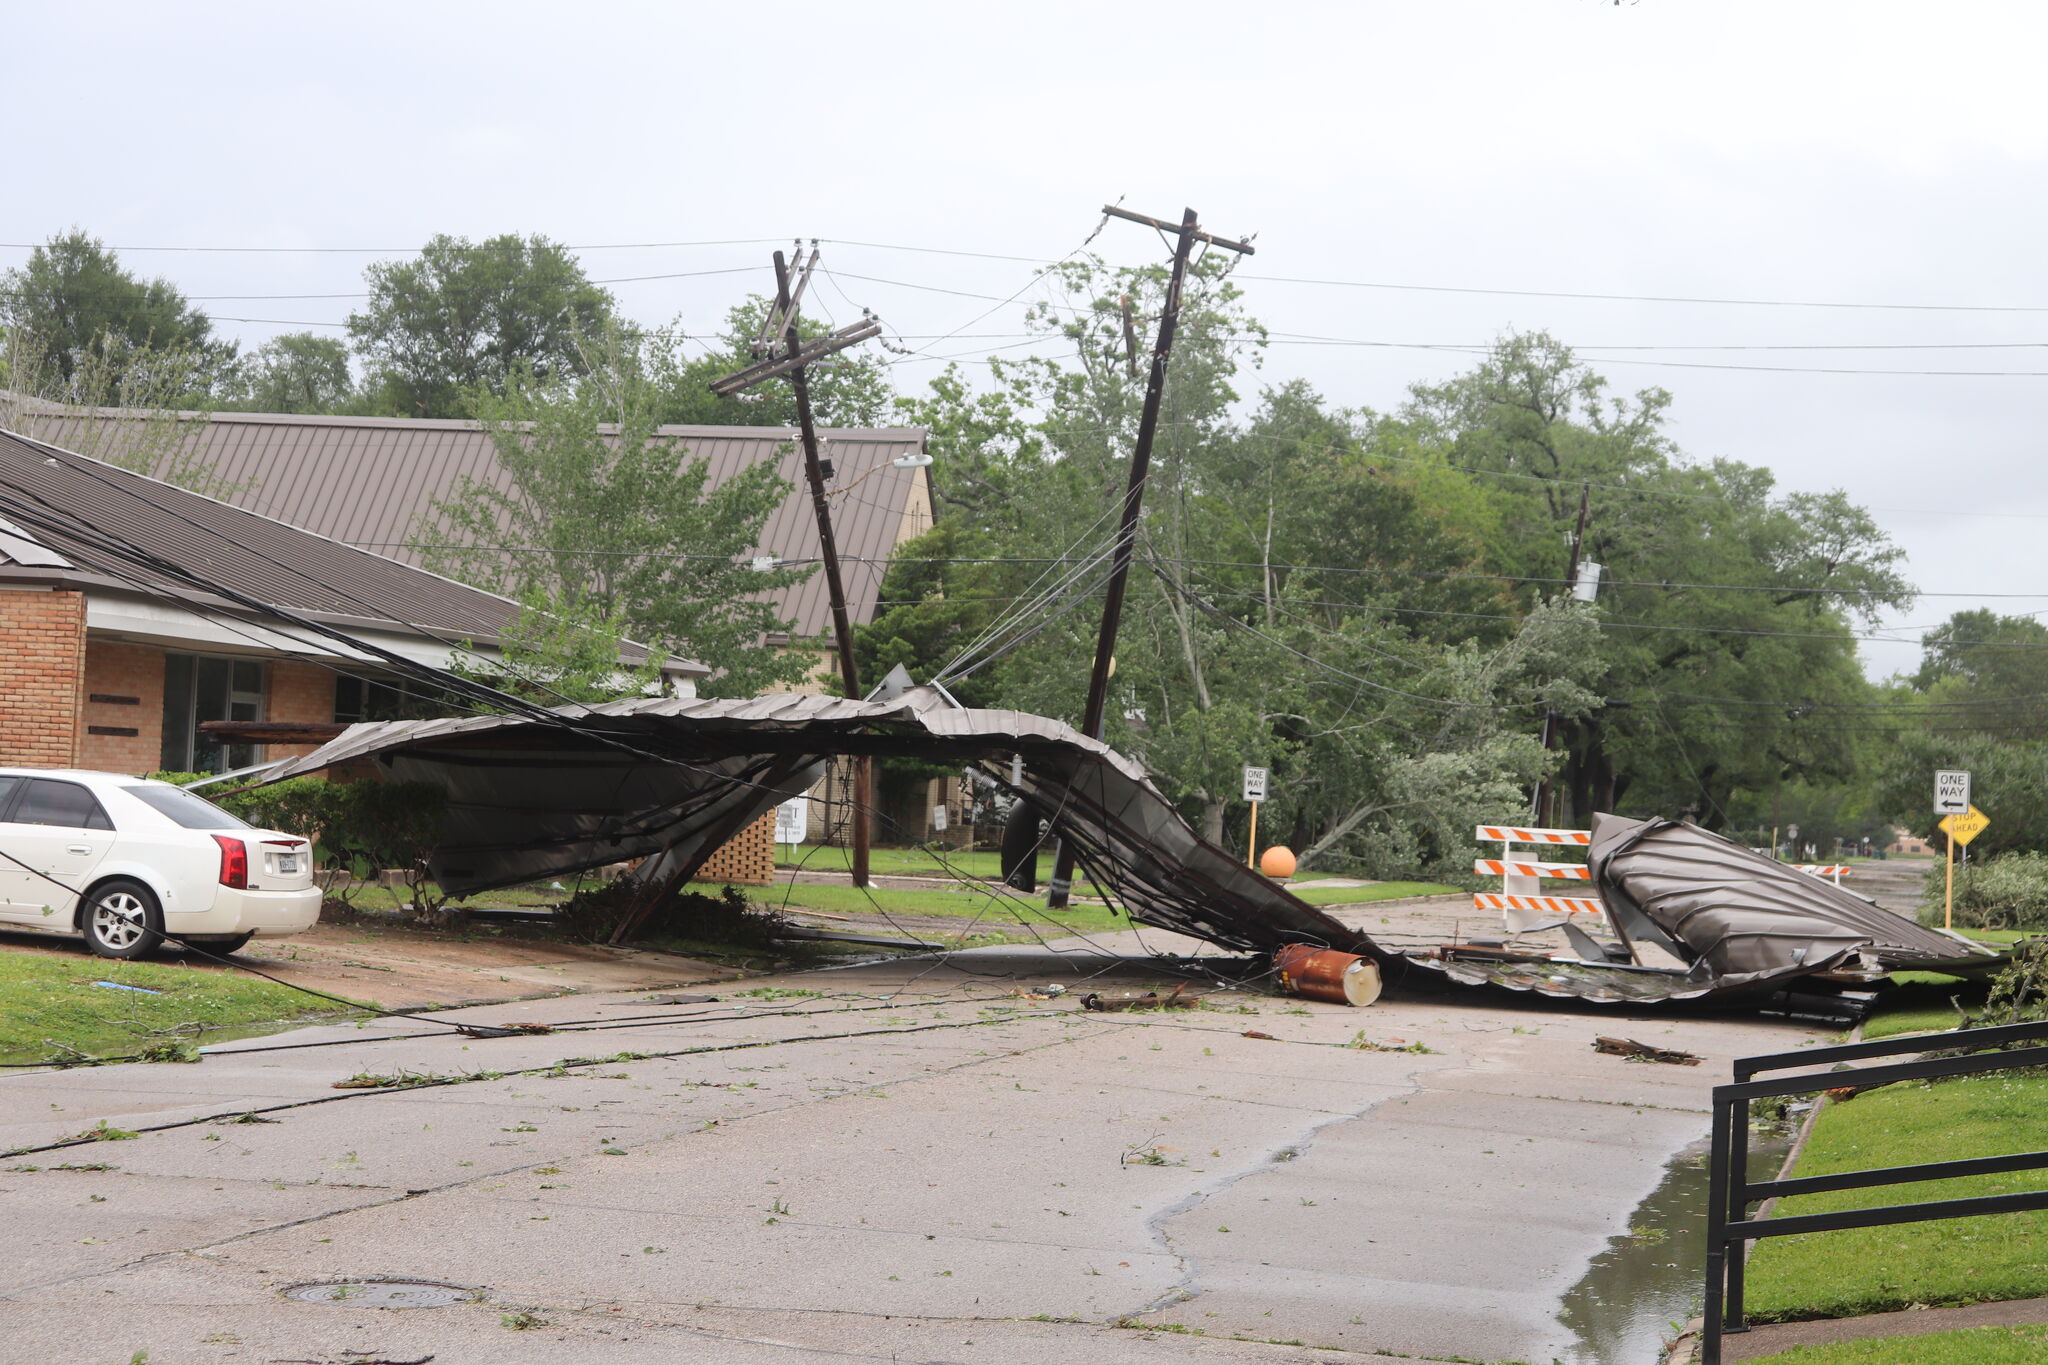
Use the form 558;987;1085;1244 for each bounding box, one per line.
277;855;300;875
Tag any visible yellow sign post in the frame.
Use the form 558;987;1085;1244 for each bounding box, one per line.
1937;804;1991;930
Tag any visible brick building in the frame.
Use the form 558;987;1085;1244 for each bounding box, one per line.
0;425;709;782
9;406;938;863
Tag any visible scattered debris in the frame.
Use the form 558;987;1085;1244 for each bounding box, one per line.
91;981;160;994
1083;985;1194;1012
639;993;718;1006
282;1279;473;1308
212;1112;281;1125
1241;1030;1280;1041
1343;1032;1437;1054
332;1068;502;1090
1593;1036;1702;1066
58;1120;139;1144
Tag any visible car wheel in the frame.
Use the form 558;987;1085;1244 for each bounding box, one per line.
82;880;164;960
188;933;254;958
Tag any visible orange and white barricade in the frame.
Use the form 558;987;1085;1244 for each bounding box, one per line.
1793;864;1850;886
1474;824;1604;933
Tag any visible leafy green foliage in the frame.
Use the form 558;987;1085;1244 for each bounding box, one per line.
347;233;616;419
651;298;893;428
422;327;817;696
1925;855;2048;932
0;230;233;389
223;331;355;414
1876;721;2048;858
447;587;663;706
1962;934;2048;1026
156;772;448;920
1874;610;2048;855
865;261;1895;875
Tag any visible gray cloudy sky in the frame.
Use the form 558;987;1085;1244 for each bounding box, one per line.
12;0;2048;679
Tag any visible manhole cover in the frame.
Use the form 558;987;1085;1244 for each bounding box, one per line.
283;1279;473;1308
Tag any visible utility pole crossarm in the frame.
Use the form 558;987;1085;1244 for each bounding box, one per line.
709;320;882;397
1101;205;1256;255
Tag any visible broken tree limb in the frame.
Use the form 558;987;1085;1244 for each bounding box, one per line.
1593;1036;1702;1066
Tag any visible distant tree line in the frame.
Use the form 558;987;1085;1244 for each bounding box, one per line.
4;229;2025;877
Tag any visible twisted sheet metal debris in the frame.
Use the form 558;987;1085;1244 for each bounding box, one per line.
260;691;2005;1011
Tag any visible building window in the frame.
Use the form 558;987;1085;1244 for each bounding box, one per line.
333;673;449;724
160;654;266;774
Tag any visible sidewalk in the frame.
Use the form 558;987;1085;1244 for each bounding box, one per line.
0;927;1822;1364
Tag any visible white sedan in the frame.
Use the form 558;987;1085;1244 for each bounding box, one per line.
0;769;320;959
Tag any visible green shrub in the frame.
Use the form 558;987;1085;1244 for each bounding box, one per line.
1922;851;2048;930
148;771;341;841
153;771;450;923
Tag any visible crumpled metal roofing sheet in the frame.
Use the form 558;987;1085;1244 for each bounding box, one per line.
265;686;1373;956
1587;812;1999;979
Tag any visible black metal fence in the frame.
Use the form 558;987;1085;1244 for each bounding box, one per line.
1702;1018;2048;1364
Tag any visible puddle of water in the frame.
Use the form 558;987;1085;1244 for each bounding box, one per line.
1554;1126;1796;1365
0;1012;357;1070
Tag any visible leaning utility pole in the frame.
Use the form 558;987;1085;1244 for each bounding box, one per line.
711;244;883;885
1530;483;1592;826
1044;206;1254;910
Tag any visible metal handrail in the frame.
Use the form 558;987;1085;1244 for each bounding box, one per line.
1701;1017;2048;1364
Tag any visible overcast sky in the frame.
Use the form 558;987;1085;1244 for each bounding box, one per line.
11;0;2048;679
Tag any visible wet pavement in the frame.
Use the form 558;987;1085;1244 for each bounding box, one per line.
0;921;1825;1364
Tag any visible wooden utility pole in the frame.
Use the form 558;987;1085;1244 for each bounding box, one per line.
1530;483;1591;826
711;245;882;885
1044;206;1254;910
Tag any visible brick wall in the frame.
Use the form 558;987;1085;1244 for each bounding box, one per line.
0;588;85;770
696;811;774;885
78;641;165;774
266;659;336;762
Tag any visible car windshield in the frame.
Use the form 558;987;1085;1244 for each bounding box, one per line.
122;784;252;830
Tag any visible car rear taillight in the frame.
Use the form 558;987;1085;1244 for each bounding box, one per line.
212;834;249;889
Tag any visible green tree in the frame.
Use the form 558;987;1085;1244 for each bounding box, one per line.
1869;611;2048;856
448;587;664;706
419;328;817;697
0;229;233;390
1394;332;1911;830
348;234;615;419
649;299;894;429
224;331;355;414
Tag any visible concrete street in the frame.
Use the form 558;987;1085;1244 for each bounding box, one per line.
0;926;1821;1365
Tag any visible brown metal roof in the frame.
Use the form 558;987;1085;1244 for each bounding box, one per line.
0;425;700;674
19;408;933;641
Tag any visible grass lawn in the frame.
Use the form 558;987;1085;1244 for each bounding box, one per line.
1740;1324;2048;1364
1744;1072;2048;1322
777;846;1023;880
0;951;354;1057
1859;933;2022;1041
710;880;1130;937
1285;880;1458;906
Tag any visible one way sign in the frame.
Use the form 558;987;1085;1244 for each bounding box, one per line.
1935;769;1972;816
